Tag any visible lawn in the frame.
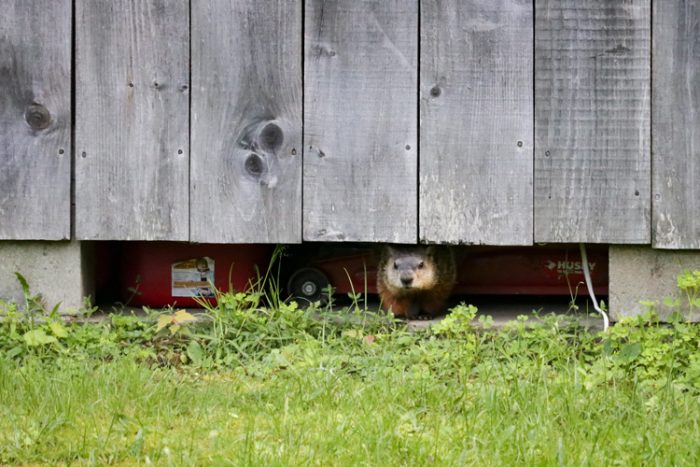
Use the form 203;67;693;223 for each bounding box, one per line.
2;277;700;465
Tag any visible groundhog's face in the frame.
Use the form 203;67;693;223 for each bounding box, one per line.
384;249;438;291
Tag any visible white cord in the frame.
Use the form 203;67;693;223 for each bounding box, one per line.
579;243;609;332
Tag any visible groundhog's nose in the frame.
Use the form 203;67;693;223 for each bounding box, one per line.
400;275;413;287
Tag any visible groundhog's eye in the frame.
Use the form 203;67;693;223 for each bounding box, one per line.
417;261;424;269
393;262;398;270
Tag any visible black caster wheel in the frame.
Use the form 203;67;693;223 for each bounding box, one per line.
287;268;330;305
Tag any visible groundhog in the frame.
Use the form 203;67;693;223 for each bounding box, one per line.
377;245;457;319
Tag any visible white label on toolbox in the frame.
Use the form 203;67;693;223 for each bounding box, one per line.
171;257;215;297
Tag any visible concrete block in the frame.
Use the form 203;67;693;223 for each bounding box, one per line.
0;241;94;313
609;245;700;321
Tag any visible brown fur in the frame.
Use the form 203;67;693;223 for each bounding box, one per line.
376;245;456;319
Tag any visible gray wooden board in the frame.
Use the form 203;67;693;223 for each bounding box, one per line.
420;0;533;245
304;0;418;242
0;0;71;239
75;0;189;240
534;0;651;243
652;0;700;249
191;0;302;243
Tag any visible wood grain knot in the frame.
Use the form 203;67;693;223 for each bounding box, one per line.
25;103;51;130
258;123;283;152
245;153;265;177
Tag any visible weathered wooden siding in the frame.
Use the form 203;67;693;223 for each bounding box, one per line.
303;0;418;242
652;0;700;249
191;0;302;243
3;1;700;249
534;0;651;243
0;0;71;240
75;0;189;240
420;0;533;245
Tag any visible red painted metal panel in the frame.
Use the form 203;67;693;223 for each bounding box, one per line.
117;242;273;307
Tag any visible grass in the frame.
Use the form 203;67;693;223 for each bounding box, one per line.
0;358;686;464
2;268;700;464
2;313;700;465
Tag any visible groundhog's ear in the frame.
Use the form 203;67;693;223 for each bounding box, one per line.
424;245;437;257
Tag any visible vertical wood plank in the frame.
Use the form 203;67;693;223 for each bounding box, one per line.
420;0;533;245
534;0;651;243
75;0;189;241
652;0;700;249
0;0;71;239
304;0;418;243
191;0;302;243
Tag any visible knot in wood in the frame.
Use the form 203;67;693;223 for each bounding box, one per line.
25;103;51;130
258;122;284;152
245;153;265;178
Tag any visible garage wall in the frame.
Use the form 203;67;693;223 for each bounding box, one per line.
2;0;698;248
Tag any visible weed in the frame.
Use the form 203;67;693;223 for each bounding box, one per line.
430;302;478;338
677;269;700;312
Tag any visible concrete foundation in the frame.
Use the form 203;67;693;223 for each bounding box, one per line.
609;245;700;321
0;241;94;314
